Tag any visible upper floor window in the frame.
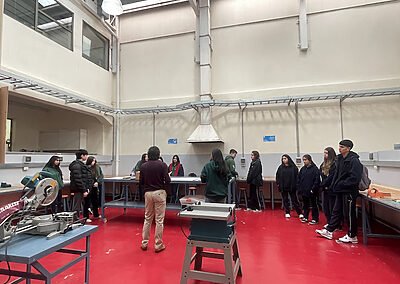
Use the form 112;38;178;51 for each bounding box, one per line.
82;21;109;70
4;0;73;50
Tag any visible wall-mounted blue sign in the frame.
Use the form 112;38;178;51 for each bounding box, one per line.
263;135;276;142
168;138;178;144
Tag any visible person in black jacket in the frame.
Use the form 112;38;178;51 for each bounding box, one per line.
246;150;263;212
316;139;362;244
85;156;100;221
297;154;320;225
276;154;303;218
320;147;337;226
69;149;92;218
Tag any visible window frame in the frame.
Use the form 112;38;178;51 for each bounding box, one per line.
4;0;74;51
82;20;110;71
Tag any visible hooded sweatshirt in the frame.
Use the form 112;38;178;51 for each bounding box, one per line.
330;151;362;194
201;160;231;199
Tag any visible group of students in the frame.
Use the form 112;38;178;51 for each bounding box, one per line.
132;153;185;202
41;150;104;223
276;139;363;244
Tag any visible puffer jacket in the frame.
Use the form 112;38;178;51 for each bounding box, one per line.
69;160;92;193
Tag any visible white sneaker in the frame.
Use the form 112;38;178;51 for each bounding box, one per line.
253;209;261;213
299;214;304;219
323;224;328;229
86;219;92;223
315;229;333;240
285;213;290;218
245;208;252;211
337;234;358;244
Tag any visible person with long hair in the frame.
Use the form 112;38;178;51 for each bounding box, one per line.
276;154;303;218
320;147;337;226
297;154;321;224
168;155;184;203
246;150;263;212
132;153;148;201
201;149;231;203
85;156;100;222
42;155;64;213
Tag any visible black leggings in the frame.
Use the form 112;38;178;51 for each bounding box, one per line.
84;187;99;218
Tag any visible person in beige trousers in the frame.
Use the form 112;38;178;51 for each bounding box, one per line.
139;146;171;252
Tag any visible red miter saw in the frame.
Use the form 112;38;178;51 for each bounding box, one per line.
0;173;82;242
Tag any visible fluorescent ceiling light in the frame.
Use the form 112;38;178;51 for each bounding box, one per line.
38;0;57;7
102;0;124;16
37;16;72;30
122;0;186;12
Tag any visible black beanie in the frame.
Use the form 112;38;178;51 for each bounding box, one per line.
339;139;353;149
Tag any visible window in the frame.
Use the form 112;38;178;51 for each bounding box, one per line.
4;0;73;50
6;119;12;152
82;21;109;70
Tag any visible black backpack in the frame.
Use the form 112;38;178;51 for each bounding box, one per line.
358;165;371;191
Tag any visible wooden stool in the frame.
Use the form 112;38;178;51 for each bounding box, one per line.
237;188;248;209
257;187;266;210
180;233;242;284
188;186;197;196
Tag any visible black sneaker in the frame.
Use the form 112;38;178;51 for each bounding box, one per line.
300;217;308;223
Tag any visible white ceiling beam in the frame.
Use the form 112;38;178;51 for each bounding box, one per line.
188;0;199;16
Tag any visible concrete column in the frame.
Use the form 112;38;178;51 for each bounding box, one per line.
0;87;9;164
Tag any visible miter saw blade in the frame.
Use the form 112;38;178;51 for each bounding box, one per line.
34;178;59;207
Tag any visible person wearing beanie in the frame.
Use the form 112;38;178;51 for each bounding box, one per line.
316;139;363;244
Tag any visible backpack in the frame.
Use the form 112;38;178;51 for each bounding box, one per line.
358;165;371;191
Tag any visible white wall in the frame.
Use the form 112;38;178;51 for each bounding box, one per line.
7;99;112;155
0;0;114;106
118;0;400;156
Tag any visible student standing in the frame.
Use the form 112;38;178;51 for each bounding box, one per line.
297;154;320;224
201;149;231;203
69;149;91;217
320;147;337;226
316;139;362;243
225;149;239;206
169;155;184;203
140;146;171;253
275;154;303;219
84;156;101;222
246;150;263;212
42;155;64;213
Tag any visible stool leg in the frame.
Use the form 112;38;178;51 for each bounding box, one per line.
180;241;194;284
233;239;242;277
194;247;203;270
223;244;235;284
244;191;248;209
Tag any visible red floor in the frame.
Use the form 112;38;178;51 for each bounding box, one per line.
1;208;400;283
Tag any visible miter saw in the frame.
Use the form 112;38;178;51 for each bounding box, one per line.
0;173;82;242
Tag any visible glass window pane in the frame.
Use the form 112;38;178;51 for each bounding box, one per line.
37;11;72;50
4;0;36;29
38;0;73;32
82;22;109;70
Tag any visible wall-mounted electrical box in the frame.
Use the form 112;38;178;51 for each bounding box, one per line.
23;156;32;163
240;157;246;167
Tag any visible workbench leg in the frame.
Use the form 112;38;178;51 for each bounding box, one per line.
26;264;31;284
85;236;91;284
270;183;275;210
362;197;368;245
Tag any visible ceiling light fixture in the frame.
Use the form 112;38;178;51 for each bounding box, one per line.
101;0;124;16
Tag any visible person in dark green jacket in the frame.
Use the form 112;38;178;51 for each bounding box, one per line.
225;149;238;178
42;155;64;213
201;149;231;203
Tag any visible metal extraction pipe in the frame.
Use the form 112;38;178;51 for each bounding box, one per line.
295;101;300;159
114;17;121;175
187;0;223;143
